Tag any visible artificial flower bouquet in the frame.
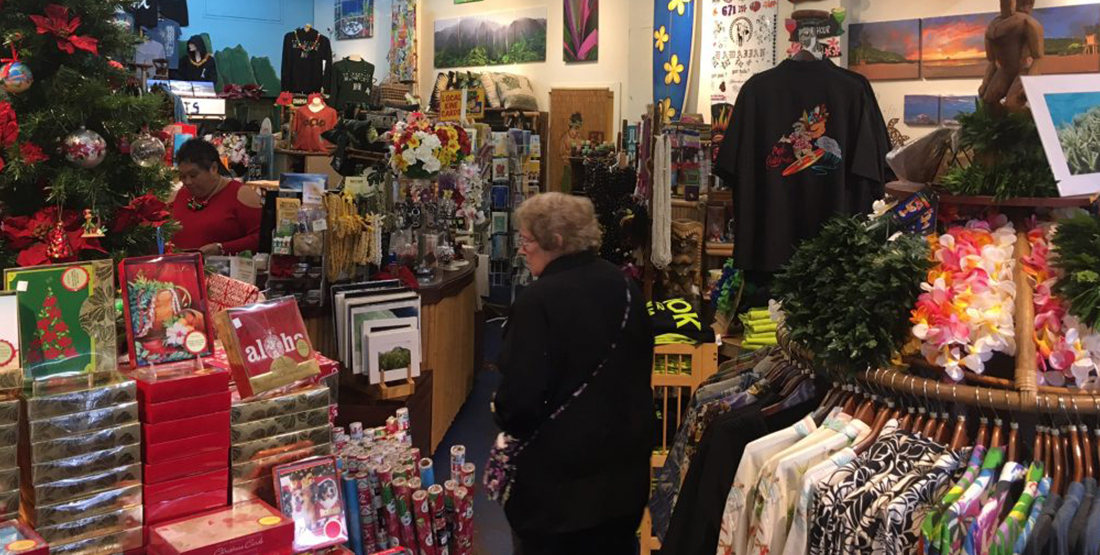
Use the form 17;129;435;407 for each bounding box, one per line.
388;113;472;179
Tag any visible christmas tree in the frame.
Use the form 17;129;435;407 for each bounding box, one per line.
25;286;78;364
0;0;174;268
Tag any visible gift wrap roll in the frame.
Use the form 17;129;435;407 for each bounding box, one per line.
418;458;435;487
454;486;473;555
412;489;437;555
449;445;465;480
393;477;418;552
460;463;476;494
428;484;450;555
356;473;379;552
379;467;402;548
343;475;364;555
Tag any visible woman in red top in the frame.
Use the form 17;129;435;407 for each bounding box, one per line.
171;138;262;256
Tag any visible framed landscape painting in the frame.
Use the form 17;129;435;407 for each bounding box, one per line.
848;19;921;80
921;12;997;78
434;7;548;68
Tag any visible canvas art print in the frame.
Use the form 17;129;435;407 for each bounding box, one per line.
1023;74;1100;196
1033;5;1100;74
904;95;941;126
940;95;979;125
273;456;348;551
120;254;214;367
335;0;374;40
564;0;598;62
848;19;921;80
434;8;548;68
921;13;998;79
5;260;117;381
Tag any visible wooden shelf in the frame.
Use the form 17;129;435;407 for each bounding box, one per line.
706;242;734;257
886;181;1098;208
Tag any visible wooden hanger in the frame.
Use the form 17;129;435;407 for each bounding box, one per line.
1080;424;1093;479
1007;421;1019;463
990;417;1003;450
1070;423;1084;484
936;411;951;445
922;406;940;438
913;406;928;435
950;414;969;451
1034;425;1046;470
1052;427;1065;495
975;417;989;449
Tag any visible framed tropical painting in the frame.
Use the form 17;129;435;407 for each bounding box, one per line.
564;0;598;62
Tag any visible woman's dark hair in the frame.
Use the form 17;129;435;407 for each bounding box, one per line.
175;138;228;174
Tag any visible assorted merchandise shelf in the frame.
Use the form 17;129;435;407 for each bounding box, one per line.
641;341;719;555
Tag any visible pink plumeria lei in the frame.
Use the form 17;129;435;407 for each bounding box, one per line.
911;216;1017;381
1022;219;1100;389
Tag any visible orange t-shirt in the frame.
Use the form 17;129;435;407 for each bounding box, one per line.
292;105;338;152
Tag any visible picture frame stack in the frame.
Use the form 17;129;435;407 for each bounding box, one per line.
331;280;422;399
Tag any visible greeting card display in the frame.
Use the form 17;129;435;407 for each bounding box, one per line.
4;260;117;382
272;456;347;551
0;294;19;391
120;254;214;368
148;500;293;555
212;297;321;399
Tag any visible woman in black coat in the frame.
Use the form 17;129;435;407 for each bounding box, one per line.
493;193;655;555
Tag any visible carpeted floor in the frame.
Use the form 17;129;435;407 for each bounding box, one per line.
431;319;511;555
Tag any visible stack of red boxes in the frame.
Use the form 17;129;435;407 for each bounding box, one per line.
132;366;232;544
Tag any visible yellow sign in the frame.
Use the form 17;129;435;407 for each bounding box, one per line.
440;88;486;122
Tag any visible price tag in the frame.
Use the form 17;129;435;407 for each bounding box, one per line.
312;219;328;232
15;281;26;292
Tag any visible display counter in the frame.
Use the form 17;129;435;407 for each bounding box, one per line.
305;264;479;454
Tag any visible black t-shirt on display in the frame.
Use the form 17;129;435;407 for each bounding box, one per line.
329;58;375;109
159;0;189;26
281;28;333;95
714;58;889;273
126;0;158;29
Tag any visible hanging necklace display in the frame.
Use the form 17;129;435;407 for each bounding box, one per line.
293;29;322;57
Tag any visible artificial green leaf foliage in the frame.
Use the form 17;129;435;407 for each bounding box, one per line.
773;216;931;378
940;101;1059;200
0;0;176;267
1052;213;1100;330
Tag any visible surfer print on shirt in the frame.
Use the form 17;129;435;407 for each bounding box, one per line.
766;104;842;176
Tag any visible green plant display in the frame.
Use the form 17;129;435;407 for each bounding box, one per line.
940;101;1060;200
1052;213;1100;330
1056;105;1100;176
773;216;931;377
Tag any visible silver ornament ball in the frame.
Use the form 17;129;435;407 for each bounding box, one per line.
63;128;107;169
130;134;166;167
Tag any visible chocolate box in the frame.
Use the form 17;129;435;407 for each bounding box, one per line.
0;490;15;515
0;467;16;492
148;500;294;555
0;423;15;447
229;476;275;506
231;444;331;482
0;519;48;555
30;422;141;463
213;298;320;399
28;443;141;484
229;407;329;444
0;397;16;426
231;426;331;463
145;488;228;526
140;390;231;424
23;484;142;528
130;366;229;404
143;411;229;445
143;429;230;465
36;505;143;544
48;526;142;555
26;463;141;507
144;449;228;485
24;379;136;421
229;385;330;425
27;401;137;442
144;469;229;506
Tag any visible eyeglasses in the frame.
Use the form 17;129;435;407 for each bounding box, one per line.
518;236;536;250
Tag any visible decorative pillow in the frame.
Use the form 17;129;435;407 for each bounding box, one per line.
481;72;502;108
494;73;538;111
430;72;450;112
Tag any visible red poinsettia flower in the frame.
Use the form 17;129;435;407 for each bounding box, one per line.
112;193;171;233
28;4;99;56
20;143;47;165
275;92;295;107
0;102;17;149
2;206;105;266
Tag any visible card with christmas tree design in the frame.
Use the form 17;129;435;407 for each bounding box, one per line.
120;254;214;368
3;260;118;382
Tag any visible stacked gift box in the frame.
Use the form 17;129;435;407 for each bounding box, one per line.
132;365;232;540
0;396;18;522
20;378;144;555
147;499;293;555
0;519;49;555
229;384;333;506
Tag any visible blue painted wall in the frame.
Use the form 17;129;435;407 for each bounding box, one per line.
180;0;317;78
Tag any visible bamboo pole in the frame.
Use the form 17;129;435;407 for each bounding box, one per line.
1013;230;1039;407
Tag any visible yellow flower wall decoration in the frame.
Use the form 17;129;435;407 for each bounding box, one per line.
660;97;676;122
654;26;669;52
664;54;684;85
668;0;691;16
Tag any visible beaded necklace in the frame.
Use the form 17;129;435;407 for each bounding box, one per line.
292;29;322;53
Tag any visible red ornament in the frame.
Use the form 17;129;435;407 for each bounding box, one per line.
28;4;99;56
44;220;73;260
2;206;105;266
